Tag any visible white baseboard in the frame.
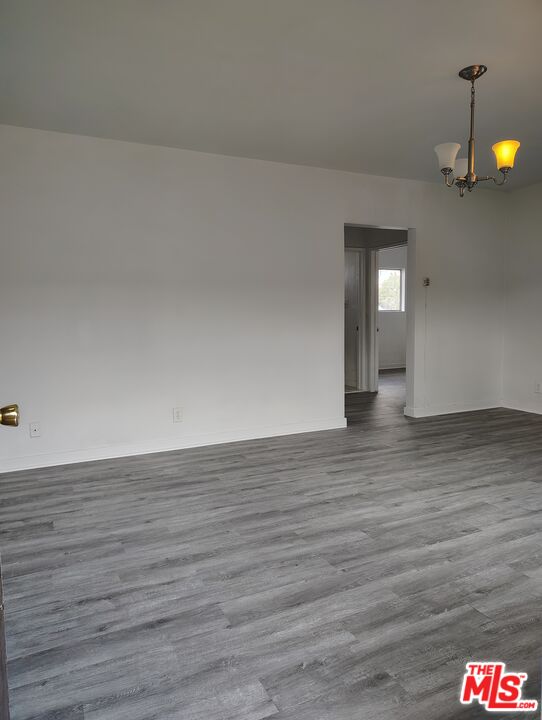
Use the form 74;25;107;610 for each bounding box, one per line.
379;364;406;371
404;400;502;418
502;400;542;416
0;416;347;474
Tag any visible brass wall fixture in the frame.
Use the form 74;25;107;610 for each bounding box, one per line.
0;404;19;427
434;65;521;197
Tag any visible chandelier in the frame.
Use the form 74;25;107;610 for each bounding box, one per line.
434;65;520;197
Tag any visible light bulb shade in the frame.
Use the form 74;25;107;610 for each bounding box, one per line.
492;140;520;170
434;142;461;171
454;158;468;180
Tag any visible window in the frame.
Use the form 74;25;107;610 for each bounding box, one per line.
378;268;405;312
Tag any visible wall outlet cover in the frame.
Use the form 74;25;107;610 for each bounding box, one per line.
172;407;183;423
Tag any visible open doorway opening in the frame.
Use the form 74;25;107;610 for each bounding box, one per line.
344;225;410;421
377;244;407;404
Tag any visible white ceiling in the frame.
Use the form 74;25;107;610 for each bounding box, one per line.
1;0;541;188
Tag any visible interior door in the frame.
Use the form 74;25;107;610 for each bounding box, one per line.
0;560;9;720
0;402;18;720
344;249;361;390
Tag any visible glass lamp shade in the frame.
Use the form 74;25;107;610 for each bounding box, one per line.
454;158;468;179
434;142;461;171
492;140;520;170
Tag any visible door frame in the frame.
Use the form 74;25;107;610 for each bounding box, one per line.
344;224;416;413
367;248;379;392
344;247;365;392
344;245;379;393
0;558;10;720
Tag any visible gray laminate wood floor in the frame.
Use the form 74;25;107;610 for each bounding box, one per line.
2;371;542;719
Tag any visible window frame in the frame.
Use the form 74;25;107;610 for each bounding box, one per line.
378;267;405;313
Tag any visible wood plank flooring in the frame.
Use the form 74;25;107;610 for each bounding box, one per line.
2;371;542;719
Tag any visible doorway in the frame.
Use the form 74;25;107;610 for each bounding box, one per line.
344;225;410;417
376;244;407;405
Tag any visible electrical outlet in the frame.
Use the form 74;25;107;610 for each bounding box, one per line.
535;382;542;395
172;407;183;423
29;422;41;438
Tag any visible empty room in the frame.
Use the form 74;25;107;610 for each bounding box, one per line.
1;2;542;718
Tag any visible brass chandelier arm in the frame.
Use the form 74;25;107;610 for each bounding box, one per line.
476;170;509;186
493;170;509;186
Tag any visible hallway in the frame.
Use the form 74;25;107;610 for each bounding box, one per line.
345;369;406;427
